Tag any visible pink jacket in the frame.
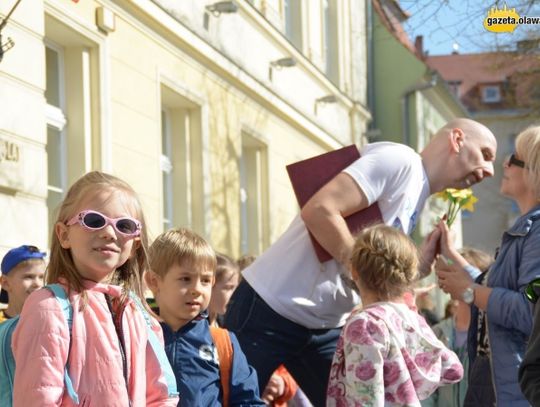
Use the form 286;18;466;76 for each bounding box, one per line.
12;280;179;407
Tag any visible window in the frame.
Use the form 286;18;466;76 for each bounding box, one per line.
45;44;67;236
161;109;174;230
160;84;205;233
283;0;302;50
323;0;339;84
447;80;462;98
44;14;100;243
239;133;269;255
482;85;501;103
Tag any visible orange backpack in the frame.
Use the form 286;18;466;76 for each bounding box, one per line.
210;326;233;407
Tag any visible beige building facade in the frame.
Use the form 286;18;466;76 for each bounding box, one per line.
0;0;370;258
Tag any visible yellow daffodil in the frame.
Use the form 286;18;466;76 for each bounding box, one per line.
461;195;478;212
436;188;478;226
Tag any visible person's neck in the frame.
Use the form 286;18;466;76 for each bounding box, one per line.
517;195;539;215
5;303;22;318
157;307;190;332
360;291;405;308
419;150;442;194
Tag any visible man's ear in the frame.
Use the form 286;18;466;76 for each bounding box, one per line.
450;128;465;154
55;222;71;249
144;270;160;294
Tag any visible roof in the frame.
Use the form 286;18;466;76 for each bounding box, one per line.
372;0;420;58
426;52;540;112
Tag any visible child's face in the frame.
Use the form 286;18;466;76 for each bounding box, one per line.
209;270;239;316
155;263;214;331
56;190;139;283
3;262;45;308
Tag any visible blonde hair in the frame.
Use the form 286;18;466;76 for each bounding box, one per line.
351;224;418;300
236;254;256;271
149;228;216;277
515;125;540;197
216;252;240;284
48;171;149;306
459;246;493;273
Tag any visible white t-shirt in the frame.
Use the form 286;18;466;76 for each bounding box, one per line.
242;142;430;329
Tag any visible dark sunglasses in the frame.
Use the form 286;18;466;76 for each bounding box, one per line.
525;278;540;303
66;210;141;237
508;153;526;168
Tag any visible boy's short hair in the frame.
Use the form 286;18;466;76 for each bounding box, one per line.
351;224;418;300
1;245;46;303
149;228;216;277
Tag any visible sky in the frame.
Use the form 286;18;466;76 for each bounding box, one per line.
401;0;540;56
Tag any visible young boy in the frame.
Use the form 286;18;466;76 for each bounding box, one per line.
146;228;264;407
0;245;46;322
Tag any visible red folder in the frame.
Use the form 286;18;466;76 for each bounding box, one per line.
286;145;383;262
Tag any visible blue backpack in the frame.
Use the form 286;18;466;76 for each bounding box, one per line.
0;284;177;406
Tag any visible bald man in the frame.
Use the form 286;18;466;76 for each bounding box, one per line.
224;118;497;407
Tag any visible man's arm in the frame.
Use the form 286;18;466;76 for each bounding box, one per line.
300;172;369;267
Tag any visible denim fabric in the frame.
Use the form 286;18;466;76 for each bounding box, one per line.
468;204;540;406
224;280;341;407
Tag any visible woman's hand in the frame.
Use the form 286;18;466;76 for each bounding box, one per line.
436;265;474;300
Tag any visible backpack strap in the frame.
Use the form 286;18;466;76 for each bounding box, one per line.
44;284;79;405
0;317;19;393
129;292;178;397
210;326;233;407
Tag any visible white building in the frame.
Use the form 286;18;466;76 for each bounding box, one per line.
0;0;370;258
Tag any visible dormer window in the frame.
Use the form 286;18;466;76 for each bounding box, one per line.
482;85;501;103
447;80;462;97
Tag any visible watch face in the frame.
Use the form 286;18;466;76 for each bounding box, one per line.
462;287;474;304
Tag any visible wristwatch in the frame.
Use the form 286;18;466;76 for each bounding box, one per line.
462;285;476;305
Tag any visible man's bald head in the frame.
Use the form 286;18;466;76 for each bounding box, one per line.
422;118;497;192
439;118;493;139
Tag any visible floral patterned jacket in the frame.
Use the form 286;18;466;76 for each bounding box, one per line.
327;302;463;407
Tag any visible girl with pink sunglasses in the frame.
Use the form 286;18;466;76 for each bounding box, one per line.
11;171;178;406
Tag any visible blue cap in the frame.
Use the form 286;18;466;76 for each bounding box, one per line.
1;245;46;275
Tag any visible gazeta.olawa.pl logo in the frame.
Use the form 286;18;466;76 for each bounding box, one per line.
484;4;540;33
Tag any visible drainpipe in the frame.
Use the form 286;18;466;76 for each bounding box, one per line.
401;74;438;147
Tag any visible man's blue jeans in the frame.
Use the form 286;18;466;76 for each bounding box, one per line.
224;280;342;407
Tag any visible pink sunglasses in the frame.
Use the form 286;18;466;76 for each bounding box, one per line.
66;210;141;237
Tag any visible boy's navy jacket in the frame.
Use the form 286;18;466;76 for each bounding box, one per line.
161;313;264;407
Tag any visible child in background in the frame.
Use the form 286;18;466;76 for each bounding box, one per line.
0;245;46;322
236;254;256;272
146;228;264;407
327;224;463;406
208;253;241;327
12;171;178;406
423;247;493;407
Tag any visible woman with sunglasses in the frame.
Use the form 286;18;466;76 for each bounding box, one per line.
11;171;178;406
435;125;540;407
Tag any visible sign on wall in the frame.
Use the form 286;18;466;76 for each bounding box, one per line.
0;138;23;191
